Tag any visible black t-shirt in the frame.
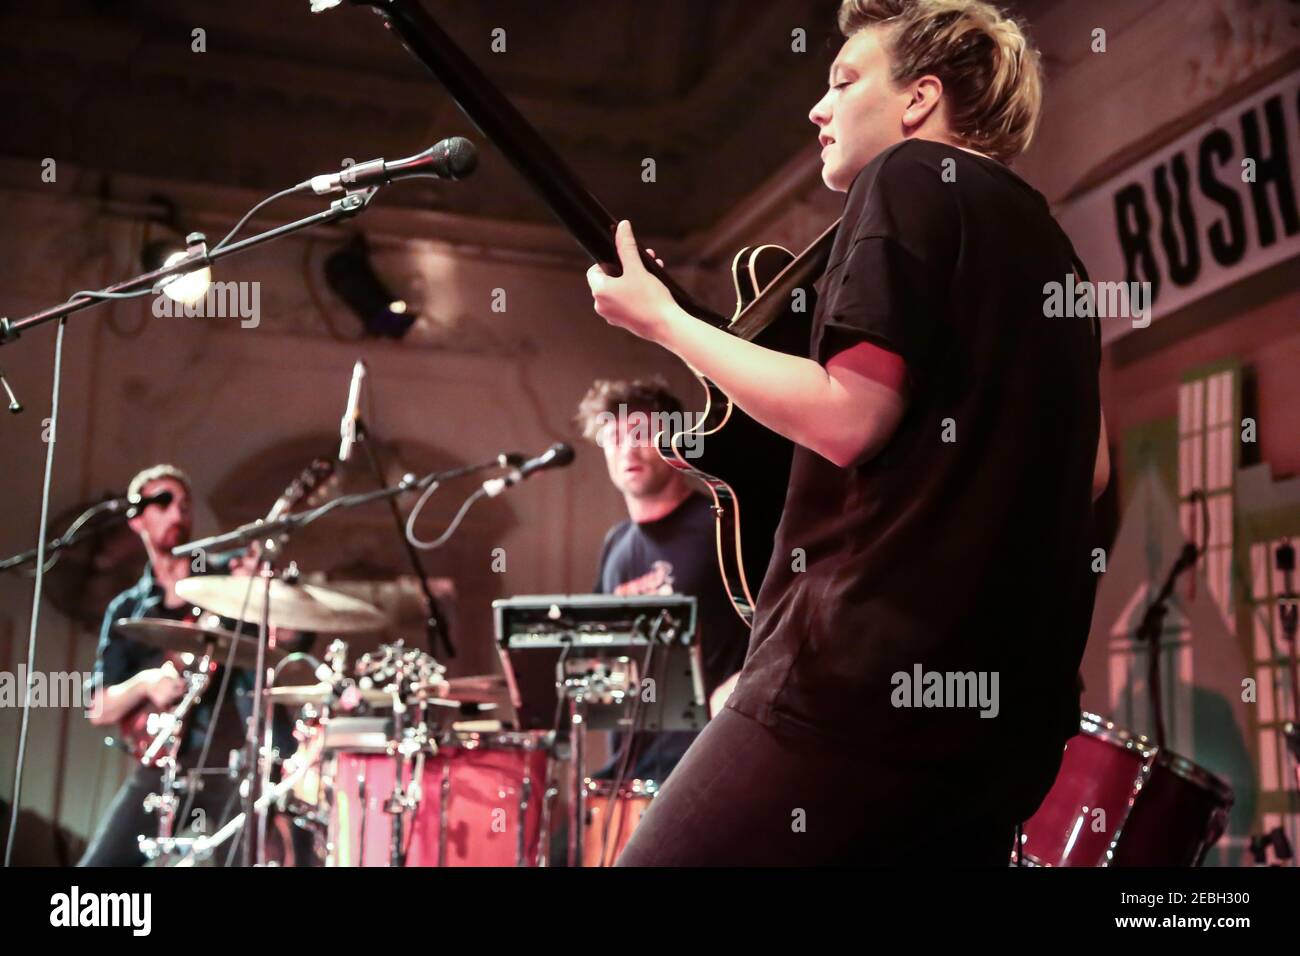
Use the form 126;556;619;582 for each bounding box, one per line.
727;140;1100;814
595;492;751;780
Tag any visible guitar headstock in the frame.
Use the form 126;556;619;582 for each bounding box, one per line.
269;458;339;520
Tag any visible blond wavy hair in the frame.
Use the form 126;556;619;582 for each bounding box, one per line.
838;0;1043;163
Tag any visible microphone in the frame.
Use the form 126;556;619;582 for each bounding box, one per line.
112;489;174;519
339;359;367;462
482;442;575;498
302;137;478;196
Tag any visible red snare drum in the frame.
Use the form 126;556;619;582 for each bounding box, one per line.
1021;713;1233;867
327;730;554;867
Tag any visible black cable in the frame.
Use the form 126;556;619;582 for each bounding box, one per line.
599;622;659;866
548;643;573;745
211;185;303;254
405;483;487;551
65;288;156;302
358;422;454;657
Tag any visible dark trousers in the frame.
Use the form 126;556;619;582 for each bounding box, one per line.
616;707;1020;866
78;765;240;867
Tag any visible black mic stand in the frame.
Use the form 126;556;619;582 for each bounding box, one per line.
1134;543;1197;749
1134;490;1209;749
1275;541;1300;799
0;495;139;574
356;417;455;659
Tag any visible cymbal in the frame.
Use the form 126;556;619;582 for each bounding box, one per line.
436;675;507;705
115;617;285;671
268;684;392;708
270;683;465;710
175;576;386;634
390;675;506;706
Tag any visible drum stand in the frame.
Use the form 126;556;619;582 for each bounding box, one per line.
246;549;286;867
382;692;434;867
139;653;215;863
560;656;638;868
140;754;192;863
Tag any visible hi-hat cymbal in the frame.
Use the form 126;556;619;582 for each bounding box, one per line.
175;576;386;634
268;683;393;708
115;617;285;671
418;676;509;707
436;675;507;705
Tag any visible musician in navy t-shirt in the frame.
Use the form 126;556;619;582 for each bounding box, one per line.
576;378;750;783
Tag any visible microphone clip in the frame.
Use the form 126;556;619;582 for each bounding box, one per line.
330;187;379;219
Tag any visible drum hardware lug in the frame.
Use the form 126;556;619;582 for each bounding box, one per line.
138;835;205;864
142;791;175;814
383;789;410;815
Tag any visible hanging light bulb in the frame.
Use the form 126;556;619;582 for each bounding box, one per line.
140;203;212;306
159;250;212;305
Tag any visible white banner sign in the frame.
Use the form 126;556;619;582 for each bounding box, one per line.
1057;70;1300;344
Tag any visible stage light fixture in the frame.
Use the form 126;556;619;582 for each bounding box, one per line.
324;234;416;339
139;198;211;305
158;250;213;305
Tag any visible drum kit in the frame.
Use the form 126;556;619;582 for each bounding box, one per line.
115;576;679;868
1019;712;1235;866
115;562;1238;869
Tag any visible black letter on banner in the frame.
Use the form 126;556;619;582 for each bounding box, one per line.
1113;183;1162;304
1239;95;1300;247
1198;128;1246;267
1153;154;1201;286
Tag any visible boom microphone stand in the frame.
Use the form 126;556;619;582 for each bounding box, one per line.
0;494;141;574
1135;489;1209;748
1;190;377;345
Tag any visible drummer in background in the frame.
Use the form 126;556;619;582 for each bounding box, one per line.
576;378;751;783
78;464;301;866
